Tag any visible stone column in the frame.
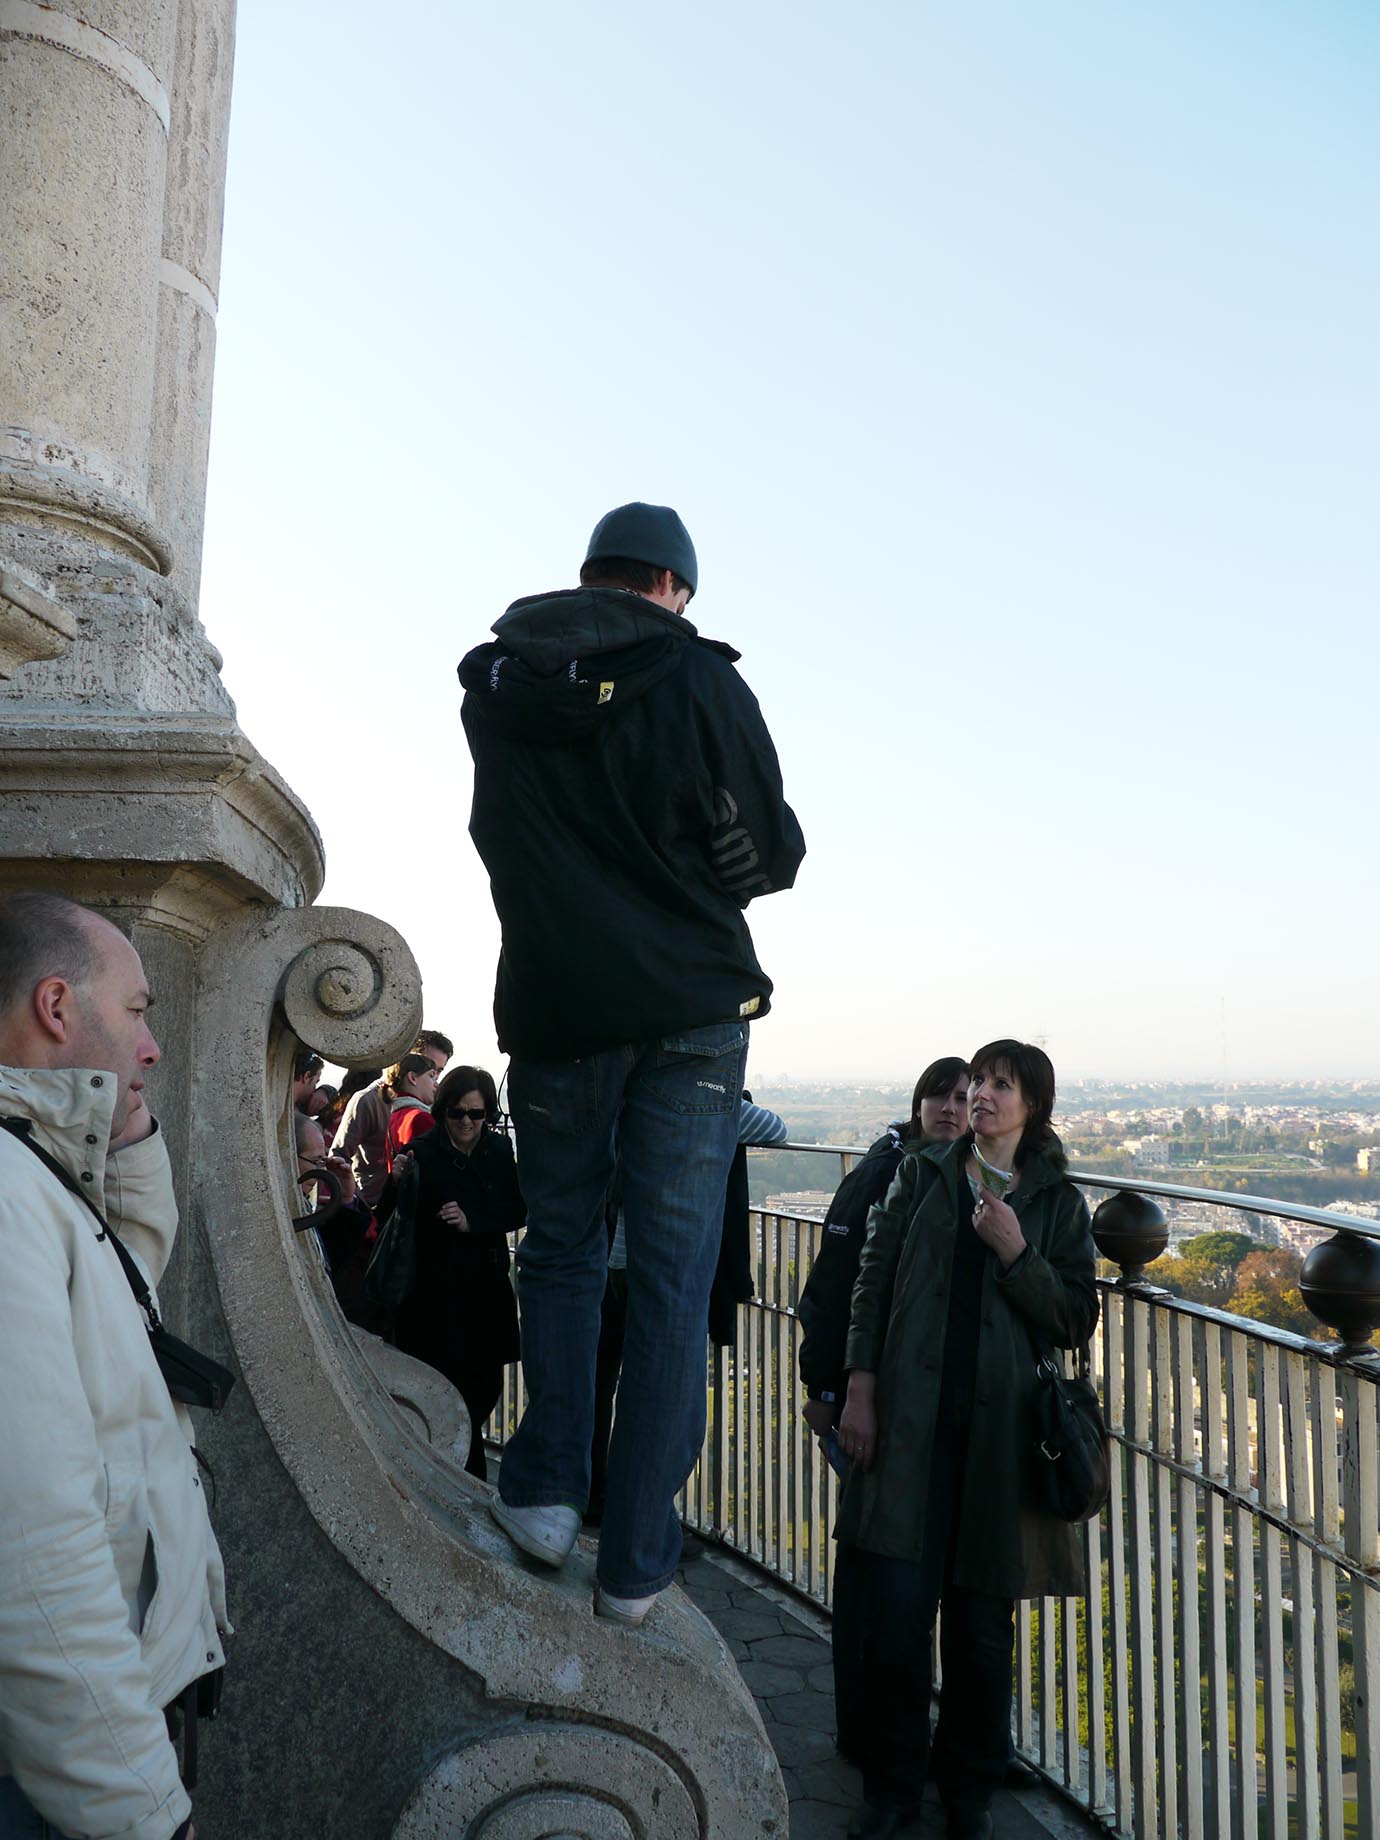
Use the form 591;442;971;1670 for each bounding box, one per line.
0;6;787;1835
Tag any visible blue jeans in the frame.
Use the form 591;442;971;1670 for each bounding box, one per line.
501;1020;748;1596
0;1778;74;1839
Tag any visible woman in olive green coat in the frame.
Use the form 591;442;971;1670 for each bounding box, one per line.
835;1040;1097;1840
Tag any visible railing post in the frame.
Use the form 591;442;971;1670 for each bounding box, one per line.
1341;1365;1380;1839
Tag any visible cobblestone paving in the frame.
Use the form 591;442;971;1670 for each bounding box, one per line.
675;1536;1100;1840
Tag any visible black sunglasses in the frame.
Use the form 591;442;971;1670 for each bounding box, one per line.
446;1106;488;1121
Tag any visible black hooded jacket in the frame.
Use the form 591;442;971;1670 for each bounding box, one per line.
459;588;805;1060
797;1125;909;1404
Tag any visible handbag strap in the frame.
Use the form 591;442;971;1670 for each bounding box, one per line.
1;1114;164;1331
1030;1324;1093;1383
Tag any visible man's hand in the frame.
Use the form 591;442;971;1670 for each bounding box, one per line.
323;1153;356;1205
109;1090;155;1153
801;1397;836;1437
439;1201;469;1233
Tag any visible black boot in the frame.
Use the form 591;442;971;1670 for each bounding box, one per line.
945;1810;993;1840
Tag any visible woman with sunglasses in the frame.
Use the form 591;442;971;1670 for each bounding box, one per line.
392;1064;524;1478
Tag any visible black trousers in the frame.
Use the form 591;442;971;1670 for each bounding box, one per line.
833;1544;1014;1814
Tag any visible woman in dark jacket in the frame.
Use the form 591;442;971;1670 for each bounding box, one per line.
799;1056;970;1769
798;1056;971;1428
394;1064;523;1479
835;1041;1097;1840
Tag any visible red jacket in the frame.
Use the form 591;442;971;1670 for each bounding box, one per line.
385;1100;435;1170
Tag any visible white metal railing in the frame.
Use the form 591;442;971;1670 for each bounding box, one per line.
489;1143;1380;1840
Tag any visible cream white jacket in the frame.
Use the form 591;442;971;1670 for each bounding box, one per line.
0;1067;229;1840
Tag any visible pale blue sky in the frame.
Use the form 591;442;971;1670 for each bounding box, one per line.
200;2;1379;1081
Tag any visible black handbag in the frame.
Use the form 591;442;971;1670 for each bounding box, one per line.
2;1116;236;1412
363;1154;420;1308
1030;1339;1109;1523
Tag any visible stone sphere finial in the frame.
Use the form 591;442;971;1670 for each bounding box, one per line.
1091;1190;1169;1287
1300;1231;1380;1361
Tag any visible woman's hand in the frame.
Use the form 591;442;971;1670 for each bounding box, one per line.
972;1189;1027;1269
439;1201;469;1233
838;1371;879;1471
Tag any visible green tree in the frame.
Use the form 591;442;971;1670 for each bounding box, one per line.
1226;1248;1315;1335
1157;1231;1257;1306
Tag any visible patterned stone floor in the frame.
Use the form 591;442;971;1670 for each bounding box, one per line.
674;1533;1103;1840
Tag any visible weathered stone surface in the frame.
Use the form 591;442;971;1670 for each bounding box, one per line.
746;1633;829;1669
758;1721;837;1765
0;558;75;677
738;1660;806;1697
350;1329;471;1466
794;1758;861;1806
710;1605;786;1642
767;1691;839;1731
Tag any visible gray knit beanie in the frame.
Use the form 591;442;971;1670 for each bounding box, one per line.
584;502;698;596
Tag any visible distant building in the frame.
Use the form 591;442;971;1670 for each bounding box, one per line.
764;1191;834;1220
1356;1146;1380;1172
1130;1136;1173;1168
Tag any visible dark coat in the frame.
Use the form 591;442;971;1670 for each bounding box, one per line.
797;1125;907;1401
458;588;805;1060
836;1137;1098;1599
394;1125;524;1380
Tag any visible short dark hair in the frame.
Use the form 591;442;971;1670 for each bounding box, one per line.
293;1049;324;1082
906;1056;970;1140
578;557;693;599
338;1066;381;1100
967;1038;1063;1171
432;1064;500;1124
413;1029;453;1059
0;890;98;1017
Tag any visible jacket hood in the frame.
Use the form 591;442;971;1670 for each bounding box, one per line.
494;586;699;670
0;1064;119;1209
459;587;738;745
866;1123;908;1158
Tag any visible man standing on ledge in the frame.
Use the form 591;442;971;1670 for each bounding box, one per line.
460;502;804;1625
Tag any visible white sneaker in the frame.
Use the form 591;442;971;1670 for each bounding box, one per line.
489;1495;581;1566
594;1583;661;1627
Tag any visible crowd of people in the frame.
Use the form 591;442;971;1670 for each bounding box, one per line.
290;1031;1095;1840
0;504;1095;1840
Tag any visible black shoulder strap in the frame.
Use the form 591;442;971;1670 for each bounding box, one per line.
1;1115;162;1329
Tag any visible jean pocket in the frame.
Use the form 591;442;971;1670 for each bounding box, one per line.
645;1021;747;1115
508;1054;605;1137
